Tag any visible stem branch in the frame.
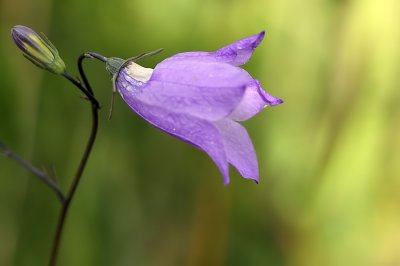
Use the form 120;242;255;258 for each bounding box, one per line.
0;143;65;204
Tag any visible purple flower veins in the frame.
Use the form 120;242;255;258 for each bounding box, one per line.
113;31;283;185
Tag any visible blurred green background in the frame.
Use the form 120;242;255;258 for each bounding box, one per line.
1;0;400;265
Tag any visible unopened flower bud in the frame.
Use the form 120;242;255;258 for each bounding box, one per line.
11;25;66;74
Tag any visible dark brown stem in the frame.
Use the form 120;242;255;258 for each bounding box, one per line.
48;53;101;266
62;72;100;109
48;103;98;266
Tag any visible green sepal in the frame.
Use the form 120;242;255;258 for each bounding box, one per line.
106;57;125;77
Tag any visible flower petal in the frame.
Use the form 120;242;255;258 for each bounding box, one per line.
213;31;265;66
214;119;259;184
229;80;283;121
117;82;231;183
119;60;253;121
152;58;253;88
159;31;265;66
161;52;214;63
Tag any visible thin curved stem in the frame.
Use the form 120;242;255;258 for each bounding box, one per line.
78;52;108;97
48;104;98;266
0;143;65;204
62;72;100;109
48;53;102;266
84;52;108;63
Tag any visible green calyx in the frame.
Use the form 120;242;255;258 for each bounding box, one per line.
106;57;125;77
105;48;164;77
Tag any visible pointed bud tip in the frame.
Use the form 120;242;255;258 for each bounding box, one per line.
10;25;66;75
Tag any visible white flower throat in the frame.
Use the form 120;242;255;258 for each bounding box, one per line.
126;62;153;83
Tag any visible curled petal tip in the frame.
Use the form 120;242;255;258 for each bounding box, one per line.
214;31;267;66
257;86;284;106
255;31;266;46
244;176;259;185
241;175;259;184
275;98;284;105
268;98;284;106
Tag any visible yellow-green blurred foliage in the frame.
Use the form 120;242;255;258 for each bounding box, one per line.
1;0;400;265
